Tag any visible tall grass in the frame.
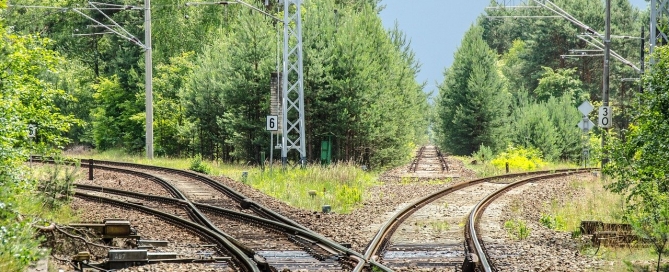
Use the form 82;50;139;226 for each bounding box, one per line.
246;162;378;214
541;177;669;270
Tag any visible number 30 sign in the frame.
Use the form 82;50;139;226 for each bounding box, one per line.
599;106;612;128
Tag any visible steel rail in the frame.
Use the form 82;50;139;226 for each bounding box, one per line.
464;169;591;272
89;159;313;232
74;191;260;272
75;183;392;271
357;168;597;272
436;147;449;172
408;146;425;173
37;157;393;271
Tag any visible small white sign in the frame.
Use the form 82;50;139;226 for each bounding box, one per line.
598;106;612;128
266;115;278;131
577;118;595;132
28;124;37;138
578;101;594;116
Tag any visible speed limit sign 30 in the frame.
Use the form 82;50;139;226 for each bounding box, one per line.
598;106;612;128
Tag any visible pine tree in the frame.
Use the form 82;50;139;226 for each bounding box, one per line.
437;25;509;155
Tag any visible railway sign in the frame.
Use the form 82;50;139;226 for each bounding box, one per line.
28;124;37;138
266;115;278;131
577;118;595;132
598;106;612;128
578;101;594;116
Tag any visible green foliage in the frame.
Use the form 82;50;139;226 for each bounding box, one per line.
534;67;588;104
539;213;566;230
0;20;77;271
604;45;669;272
492;145;546;171
189;154;211;174
436;25;510;156
472;144;493;163
504;219;530;240
38;159;78;209
509;95;581;161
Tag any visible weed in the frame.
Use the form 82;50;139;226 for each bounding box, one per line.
539;213;566;230
504;219;530;240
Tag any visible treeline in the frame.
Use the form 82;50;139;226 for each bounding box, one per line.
4;0;428;168
436;0;642;161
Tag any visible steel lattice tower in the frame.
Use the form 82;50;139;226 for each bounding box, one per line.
650;0;669;56
281;0;306;167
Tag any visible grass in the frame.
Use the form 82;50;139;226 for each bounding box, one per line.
67;149;380;214
540;176;669;270
0;164;78;272
245;162;379;214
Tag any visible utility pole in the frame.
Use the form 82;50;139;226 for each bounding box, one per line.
145;0;153;159
281;0;307;168
601;0;611;167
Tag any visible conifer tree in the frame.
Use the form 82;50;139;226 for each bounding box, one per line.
437;25;509;155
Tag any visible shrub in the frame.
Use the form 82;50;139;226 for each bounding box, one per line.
492;145;546;171
189;154;211;174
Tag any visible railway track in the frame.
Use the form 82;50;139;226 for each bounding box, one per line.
35;158;392;271
75;184;351;271
359;168;596;272
463;170;591;272
406;145;454;179
74;191;257;271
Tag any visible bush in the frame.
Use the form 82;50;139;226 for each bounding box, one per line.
492;145;546;171
189;154;211;174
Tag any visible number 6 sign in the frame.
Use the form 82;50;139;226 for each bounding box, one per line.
266;115;278;131
599;106;612;128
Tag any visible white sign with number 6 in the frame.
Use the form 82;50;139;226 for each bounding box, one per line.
599;106;612;128
266;115;278;131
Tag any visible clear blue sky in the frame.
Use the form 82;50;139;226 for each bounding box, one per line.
379;0;649;96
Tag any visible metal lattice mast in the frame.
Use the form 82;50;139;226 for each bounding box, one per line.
281;0;306;167
650;0;669;56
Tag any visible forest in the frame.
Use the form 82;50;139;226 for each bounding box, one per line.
3;0;429;169
436;0;643;163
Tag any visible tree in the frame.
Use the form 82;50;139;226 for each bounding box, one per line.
604;45;669;272
0;16;79;271
437;25;509;155
534;67;588;104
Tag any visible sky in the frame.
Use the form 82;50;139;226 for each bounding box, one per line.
379;0;650;96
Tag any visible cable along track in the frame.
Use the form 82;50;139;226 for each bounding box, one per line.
464;169;592;272
358;168;596;272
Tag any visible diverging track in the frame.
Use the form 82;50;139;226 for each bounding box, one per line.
36;158;391;271
359;168;596;272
